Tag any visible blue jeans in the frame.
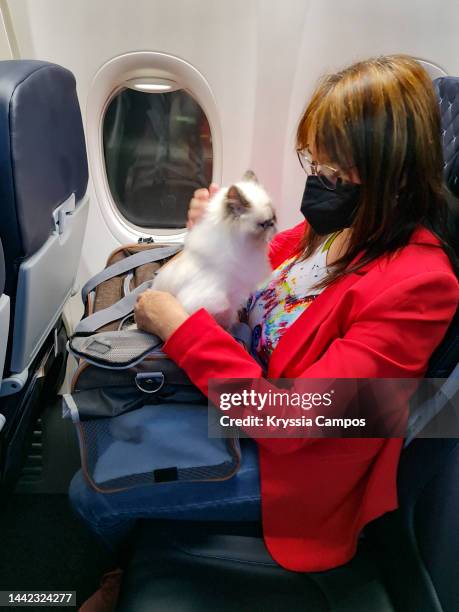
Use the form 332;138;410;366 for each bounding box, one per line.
69;439;261;550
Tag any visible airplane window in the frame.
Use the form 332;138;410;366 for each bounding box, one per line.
103;86;213;229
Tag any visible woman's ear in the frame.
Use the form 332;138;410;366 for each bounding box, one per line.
225;185;250;217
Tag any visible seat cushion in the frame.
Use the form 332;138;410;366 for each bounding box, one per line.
116;521;394;612
0;60;88;295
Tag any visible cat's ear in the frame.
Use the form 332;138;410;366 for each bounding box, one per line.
225;185;251;217
242;170;259;183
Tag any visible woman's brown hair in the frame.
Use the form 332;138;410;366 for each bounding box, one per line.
297;54;458;284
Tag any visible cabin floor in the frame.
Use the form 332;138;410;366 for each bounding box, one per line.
0;398;114;608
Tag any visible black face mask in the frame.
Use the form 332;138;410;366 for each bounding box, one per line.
300;176;361;235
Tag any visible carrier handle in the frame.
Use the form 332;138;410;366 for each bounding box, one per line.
75;279;154;334
135;372;165;394
81;244;182;304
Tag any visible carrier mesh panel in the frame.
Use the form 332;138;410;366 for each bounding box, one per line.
78;412;240;493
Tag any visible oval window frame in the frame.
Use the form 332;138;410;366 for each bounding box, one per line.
415;58;448;80
87;51;222;244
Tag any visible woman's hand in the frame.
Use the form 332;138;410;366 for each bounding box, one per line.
134;290;189;341
187;183;219;229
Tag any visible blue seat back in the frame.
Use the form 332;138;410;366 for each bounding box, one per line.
436;76;459;198
0;60;89;381
425;77;459;378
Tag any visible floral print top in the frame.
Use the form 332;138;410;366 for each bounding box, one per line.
247;236;336;368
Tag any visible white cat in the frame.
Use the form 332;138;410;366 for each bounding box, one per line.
153;171;277;328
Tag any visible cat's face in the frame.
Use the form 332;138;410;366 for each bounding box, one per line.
223;172;277;242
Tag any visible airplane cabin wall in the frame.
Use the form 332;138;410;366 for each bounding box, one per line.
3;0;459;327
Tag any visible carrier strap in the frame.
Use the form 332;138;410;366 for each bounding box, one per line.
81;245;182;304
75;279;154;334
404;363;459;447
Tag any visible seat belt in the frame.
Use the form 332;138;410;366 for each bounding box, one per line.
404;363;459;447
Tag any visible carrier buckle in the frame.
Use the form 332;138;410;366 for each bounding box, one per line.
135;371;165;394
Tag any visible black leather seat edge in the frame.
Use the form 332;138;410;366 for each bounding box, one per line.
116;520;394;612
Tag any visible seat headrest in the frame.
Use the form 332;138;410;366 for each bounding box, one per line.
435;77;459;197
0;60;88;294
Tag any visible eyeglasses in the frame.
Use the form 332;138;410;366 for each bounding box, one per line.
296;148;343;191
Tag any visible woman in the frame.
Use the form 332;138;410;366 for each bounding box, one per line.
71;55;458;572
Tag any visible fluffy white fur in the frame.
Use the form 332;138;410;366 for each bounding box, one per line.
153;173;277;328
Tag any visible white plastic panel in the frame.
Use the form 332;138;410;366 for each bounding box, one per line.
11;195;89;373
0;2;16;59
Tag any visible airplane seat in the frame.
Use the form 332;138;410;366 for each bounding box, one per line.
116;77;459;612
422;76;459;381
365;75;459;612
0;60;88;491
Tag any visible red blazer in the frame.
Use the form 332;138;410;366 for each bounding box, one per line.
164;222;459;572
